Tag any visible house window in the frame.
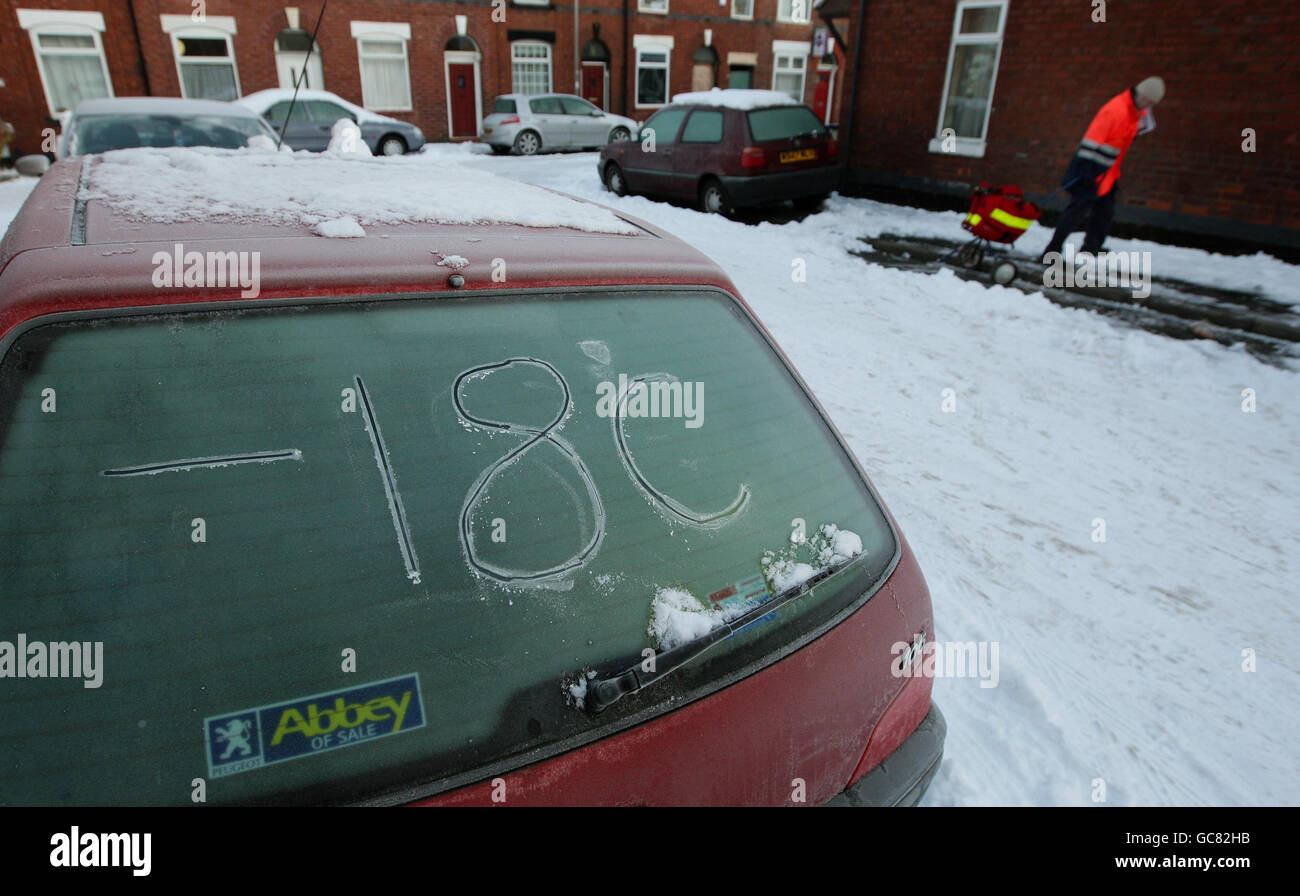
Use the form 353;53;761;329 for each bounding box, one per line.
731;0;754;20
175;36;239;100
777;0;811;24
350;23;412;111
511;42;552;95
16;10;113;114
930;0;1007;156
633;36;673;108
773;54;806;101
639;0;669;13
771;41;810;102
160;15;240;102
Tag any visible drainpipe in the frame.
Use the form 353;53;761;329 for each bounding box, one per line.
574;1;581;94
622;0;630;117
839;0;867;192
127;0;153;95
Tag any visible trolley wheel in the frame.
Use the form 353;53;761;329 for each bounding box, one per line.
957;242;985;269
992;261;1018;285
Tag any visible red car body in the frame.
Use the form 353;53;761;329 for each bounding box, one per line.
0;156;942;806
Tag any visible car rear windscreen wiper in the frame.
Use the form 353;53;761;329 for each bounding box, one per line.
580;557;858;714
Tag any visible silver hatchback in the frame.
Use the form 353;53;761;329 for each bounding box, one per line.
481;94;637;155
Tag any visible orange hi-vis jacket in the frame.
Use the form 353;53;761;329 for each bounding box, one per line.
1064;89;1141;198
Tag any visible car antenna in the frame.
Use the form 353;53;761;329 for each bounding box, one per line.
275;0;329;151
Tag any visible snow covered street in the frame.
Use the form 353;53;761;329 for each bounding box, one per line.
3;146;1296;806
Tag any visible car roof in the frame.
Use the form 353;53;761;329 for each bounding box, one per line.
238;88;355;108
0;153;734;340
668;89;805;111
70;97;264;118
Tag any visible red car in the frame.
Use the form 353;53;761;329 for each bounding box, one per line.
599;89;841;215
0;149;940;806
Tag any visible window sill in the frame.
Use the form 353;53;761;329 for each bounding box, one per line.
637;7;670;14
927;137;985;158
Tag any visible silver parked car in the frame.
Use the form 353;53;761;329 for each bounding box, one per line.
481;94;636;155
237;88;425;155
59;97;279;158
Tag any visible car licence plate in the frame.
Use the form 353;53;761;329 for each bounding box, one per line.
780;148;816;163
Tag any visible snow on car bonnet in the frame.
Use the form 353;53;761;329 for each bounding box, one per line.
76;146;641;236
670;88;800;109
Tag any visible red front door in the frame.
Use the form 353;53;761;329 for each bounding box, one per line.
449;63;477;138
813;72;830;123
581;62;605;109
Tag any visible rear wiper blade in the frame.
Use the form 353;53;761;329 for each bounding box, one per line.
581;557;857;714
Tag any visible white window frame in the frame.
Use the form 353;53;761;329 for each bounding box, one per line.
771;41;810;102
350;21;413;112
928;0;1008;158
160;15;240;102
16;10;114;115
638;0;670;14
731;0;754;20
633;35;673;109
510;41;553;96
776;0;812;24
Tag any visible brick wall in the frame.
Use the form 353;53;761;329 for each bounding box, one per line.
837;0;1300;242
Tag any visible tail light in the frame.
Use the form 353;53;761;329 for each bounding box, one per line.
827;139;840;158
500;116;520;125
741;146;766;168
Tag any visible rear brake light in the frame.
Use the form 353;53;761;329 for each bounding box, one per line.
827;139;839;158
500;116;520;125
741;146;766;168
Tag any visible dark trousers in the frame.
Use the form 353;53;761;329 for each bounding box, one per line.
1044;185;1118;255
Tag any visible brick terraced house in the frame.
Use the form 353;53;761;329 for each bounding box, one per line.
0;0;831;152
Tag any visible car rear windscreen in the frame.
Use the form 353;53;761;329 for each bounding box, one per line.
0;288;895;805
746;106;828;142
492;98;516;114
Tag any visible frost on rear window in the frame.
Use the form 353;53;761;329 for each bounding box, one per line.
0;291;894;805
77;146;640;235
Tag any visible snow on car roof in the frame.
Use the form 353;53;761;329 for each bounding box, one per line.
235;88;397;124
76;145;641;236
71;97;264;118
669;88;801;110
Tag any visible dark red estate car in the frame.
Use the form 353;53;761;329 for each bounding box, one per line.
599;89;842;215
0;148;941;806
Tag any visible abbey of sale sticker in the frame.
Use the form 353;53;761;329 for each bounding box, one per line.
204;674;425;778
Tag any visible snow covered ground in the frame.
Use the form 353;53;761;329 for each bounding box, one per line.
3;148;1297;806
0;174;37;236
